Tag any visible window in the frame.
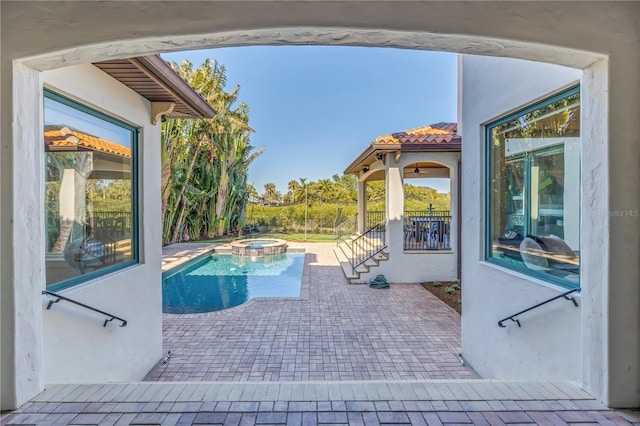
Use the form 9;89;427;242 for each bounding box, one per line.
486;86;580;288
44;90;138;290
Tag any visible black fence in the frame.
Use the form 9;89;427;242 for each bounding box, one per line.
91;211;131;240
366;211;385;229
403;210;451;251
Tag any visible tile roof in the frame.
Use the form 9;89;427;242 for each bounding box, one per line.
373;122;459;145
343;122;460;175
44;125;131;158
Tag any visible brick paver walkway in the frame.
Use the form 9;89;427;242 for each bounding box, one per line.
4;381;639;425
4;243;640;423
147;242;475;382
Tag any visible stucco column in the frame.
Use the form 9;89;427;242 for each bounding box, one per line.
448;161;458;254
357;175;367;233
1;63;45;410
582;58;640;408
385;157;404;252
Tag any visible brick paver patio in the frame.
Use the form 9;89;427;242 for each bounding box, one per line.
4;242;640;424
146;242;476;382
4;381;639;425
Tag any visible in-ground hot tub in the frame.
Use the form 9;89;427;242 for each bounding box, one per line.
230;238;288;257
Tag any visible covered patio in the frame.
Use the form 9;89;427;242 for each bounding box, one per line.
337;123;461;284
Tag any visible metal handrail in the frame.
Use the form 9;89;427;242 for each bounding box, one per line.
348;221;387;273
334;216;357;245
42;290;128;327
498;288;580;328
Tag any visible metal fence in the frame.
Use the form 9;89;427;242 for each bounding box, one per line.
403;210;451;251
91;211;131;240
366;211;385;229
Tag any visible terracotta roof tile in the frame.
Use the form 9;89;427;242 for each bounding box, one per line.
373;122;459;145
44;125;131;158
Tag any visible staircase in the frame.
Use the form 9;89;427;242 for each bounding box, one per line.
334;233;389;284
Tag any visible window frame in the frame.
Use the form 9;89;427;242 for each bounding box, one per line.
484;85;580;289
44;89;140;292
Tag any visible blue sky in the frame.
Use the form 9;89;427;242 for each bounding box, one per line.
162;46;457;194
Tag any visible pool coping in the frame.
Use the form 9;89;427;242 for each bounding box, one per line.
161;242;220;273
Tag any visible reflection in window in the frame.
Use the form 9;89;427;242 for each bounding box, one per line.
487;87;580;287
44;90;137;290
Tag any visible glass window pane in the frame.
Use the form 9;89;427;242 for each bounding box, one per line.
488;88;580;287
44;91;137;289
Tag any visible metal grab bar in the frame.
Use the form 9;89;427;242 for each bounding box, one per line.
498;288;580;328
42;290;128;327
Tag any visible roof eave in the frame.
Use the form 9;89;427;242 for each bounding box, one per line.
133;55;216;119
344;139;462;175
344;145;376;175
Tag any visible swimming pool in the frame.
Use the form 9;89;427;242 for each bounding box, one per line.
162;253;305;314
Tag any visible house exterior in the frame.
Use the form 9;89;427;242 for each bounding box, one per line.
459;56;585;385
339;123;461;284
1;1;638;410
1;53;214;408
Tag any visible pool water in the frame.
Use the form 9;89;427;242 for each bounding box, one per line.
162;253;304;314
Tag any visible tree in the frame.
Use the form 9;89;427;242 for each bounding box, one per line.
263;183;281;205
287;180;300;203
295;178;308;203
317;178;334;227
246;183;260;202
161;59;262;243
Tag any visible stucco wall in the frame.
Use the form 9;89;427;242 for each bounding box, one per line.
1;0;638;409
460;55;583;381
355;248;457;284
40;65;163;384
362;152;459;284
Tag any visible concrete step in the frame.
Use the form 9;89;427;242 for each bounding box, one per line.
335;242;382;280
29;380;596;403
332;246;358;282
342;236;387;258
334;235;391;284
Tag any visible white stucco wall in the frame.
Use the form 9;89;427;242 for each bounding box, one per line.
460;55;584;381
40;65;163;384
1;0;638;409
363;152;459;284
356;248;457;284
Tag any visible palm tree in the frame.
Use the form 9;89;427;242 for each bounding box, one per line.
263;183;280;205
287;180;300;203
296;178;308;203
317;178;334;228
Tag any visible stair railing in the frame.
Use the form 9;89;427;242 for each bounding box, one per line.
334;216;357;245
347;221;387;273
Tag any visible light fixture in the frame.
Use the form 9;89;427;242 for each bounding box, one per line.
363;167;369;173
414;165;420;174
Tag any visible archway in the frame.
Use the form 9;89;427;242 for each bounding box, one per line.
2;1;636;409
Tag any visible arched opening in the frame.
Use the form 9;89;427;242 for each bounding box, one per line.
4;2;636;409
